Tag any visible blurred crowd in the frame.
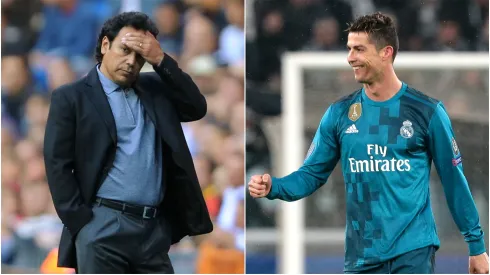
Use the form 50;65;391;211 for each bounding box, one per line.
1;0;244;273
245;0;490;229
247;0;489;83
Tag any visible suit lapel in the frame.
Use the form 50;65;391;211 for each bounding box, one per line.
134;80;180;151
134;82;157;128
84;67;117;144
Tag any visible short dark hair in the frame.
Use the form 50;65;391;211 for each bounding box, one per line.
95;12;159;63
346;12;399;61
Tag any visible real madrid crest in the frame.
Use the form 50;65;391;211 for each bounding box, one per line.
348;103;362;122
400;120;414;139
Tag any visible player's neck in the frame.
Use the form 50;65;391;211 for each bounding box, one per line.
363;69;402;102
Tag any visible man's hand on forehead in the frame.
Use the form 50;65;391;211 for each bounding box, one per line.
121;31;164;66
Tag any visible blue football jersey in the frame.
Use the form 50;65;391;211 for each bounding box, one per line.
266;82;485;272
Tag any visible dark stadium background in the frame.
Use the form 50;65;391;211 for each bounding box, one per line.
245;0;489;273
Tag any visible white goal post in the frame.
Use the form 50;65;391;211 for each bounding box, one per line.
280;52;489;274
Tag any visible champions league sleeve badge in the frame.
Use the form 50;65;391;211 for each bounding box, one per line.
400;120;414;139
451;137;462;166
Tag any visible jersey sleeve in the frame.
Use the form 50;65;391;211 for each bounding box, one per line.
266;105;341;201
428;102;486;256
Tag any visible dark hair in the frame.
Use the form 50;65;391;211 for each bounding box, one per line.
95;12;159;63
346;12;399;61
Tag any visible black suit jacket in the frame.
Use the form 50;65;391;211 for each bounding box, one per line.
43;55;213;268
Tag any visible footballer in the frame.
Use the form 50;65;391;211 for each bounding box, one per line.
248;12;489;274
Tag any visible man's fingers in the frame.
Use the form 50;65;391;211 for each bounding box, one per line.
251;175;263;184
470;266;488;274
122;36;150;45
249;188;265;198
248;182;265;190
125;32;156;44
122;40;143;51
249;186;263;195
124;32;146;38
249;174;270;198
144;30;158;39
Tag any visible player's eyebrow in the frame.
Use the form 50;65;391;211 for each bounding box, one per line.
346;45;365;50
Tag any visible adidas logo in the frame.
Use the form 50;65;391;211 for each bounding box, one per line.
345;124;358;134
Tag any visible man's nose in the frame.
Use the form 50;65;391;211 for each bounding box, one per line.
126;52;137;66
347;51;356;64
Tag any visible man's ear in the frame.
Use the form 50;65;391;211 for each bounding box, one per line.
380;45;394;61
101;36;111;55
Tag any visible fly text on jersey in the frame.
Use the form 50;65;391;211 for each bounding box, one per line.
348;144;411;173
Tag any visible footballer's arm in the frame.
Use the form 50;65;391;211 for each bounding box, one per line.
265;106;341;201
428;102;488;273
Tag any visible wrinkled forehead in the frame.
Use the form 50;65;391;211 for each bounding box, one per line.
346;32;373;48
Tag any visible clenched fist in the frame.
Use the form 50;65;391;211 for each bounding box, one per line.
469;252;489;274
248;174;272;198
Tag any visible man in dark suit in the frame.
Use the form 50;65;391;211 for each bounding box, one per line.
43;12;213;273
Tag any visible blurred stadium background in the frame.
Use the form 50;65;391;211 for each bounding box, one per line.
1;0;244;273
246;0;489;274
